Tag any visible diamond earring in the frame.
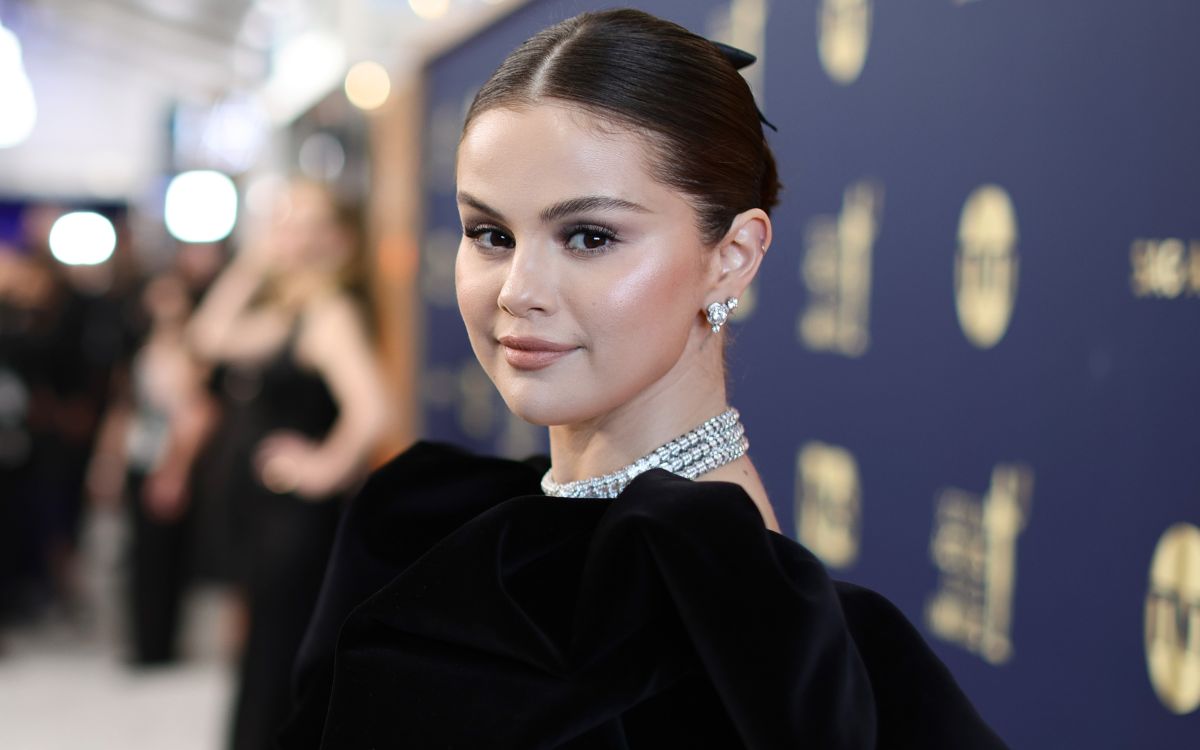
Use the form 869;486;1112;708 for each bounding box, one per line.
705;297;739;333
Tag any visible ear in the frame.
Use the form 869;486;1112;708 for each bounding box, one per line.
708;208;772;299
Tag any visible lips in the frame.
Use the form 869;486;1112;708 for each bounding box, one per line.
498;335;579;371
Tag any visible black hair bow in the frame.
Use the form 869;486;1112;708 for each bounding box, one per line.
711;41;778;132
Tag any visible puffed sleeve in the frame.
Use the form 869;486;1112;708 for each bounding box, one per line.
597;469;879;748
279;441;546;749
833;582;1009;749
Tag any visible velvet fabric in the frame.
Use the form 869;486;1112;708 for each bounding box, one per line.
281;442;1007;749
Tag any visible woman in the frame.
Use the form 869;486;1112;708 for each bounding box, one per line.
284;10;1007;749
188;180;388;750
94;272;215;664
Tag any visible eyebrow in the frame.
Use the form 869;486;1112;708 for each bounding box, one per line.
456;192;651;223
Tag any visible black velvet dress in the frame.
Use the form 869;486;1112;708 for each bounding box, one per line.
281;442;1007;749
210;325;345;750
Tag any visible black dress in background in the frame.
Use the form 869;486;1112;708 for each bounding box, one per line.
123;366;189;664
0;280;128;619
202;324;344;750
281;442;1008;749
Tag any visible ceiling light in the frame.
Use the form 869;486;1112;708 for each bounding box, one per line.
164;170;239;243
48;212;117;266
0;22;37;148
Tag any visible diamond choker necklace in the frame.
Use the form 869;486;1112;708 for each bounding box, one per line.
540;408;748;499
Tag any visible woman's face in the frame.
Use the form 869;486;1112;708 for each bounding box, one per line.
273;183;348;272
455;104;714;427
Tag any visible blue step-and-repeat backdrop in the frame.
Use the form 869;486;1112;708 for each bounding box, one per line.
415;1;1200;746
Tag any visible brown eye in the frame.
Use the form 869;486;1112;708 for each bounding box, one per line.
482;230;515;248
564;226;617;255
465;226;515;251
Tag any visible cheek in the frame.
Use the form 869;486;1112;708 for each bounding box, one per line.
584;244;700;352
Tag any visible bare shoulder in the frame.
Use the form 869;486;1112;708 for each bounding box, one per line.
297;292;371;364
701;457;780;532
310;293;368;333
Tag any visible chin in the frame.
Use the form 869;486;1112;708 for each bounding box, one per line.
498;391;585;428
493;379;605;428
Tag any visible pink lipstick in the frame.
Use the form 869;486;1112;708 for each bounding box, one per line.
498;336;578;371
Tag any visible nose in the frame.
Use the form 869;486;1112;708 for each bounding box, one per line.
497;244;555;318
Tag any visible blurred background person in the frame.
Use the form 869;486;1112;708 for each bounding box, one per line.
187;178;388;750
86;268;217;666
0;207;130;628
0;239;52;627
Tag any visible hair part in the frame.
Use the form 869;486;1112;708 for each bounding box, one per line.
463;8;781;245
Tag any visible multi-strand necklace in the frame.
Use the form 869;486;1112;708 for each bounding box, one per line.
540;408;748;499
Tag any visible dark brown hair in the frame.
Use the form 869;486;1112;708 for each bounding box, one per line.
462;8;781;245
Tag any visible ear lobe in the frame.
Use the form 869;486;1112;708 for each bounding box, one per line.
714;208;771;294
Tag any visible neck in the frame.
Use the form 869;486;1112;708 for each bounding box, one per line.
542;329;779;532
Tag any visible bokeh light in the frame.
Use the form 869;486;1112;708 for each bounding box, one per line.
48;211;117;266
409;0;451;21
0;22;37;148
344;60;391;111
164;170;239;243
264;30;346;124
298;132;345;181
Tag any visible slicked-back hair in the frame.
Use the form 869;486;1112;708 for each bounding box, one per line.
462;8;781;246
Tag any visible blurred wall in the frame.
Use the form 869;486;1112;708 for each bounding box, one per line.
414;1;1200;746
365;76;424;456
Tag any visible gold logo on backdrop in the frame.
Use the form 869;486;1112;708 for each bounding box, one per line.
426;102;462;193
499;410;543;459
1145;523;1200;715
421;365;456;408
457;359;497;439
927;464;1033;665
708;0;769;98
420;228;460;308
797;180;882;357
794;441;861;569
1130;239;1200;298
818;0;872;85
420;360;498;440
955;185;1019;349
731;281;758;322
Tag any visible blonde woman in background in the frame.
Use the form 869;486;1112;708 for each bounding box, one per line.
188;179;388;750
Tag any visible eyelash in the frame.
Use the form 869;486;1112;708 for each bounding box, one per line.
561;224;618;255
462;223;620;257
463;224;514;252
